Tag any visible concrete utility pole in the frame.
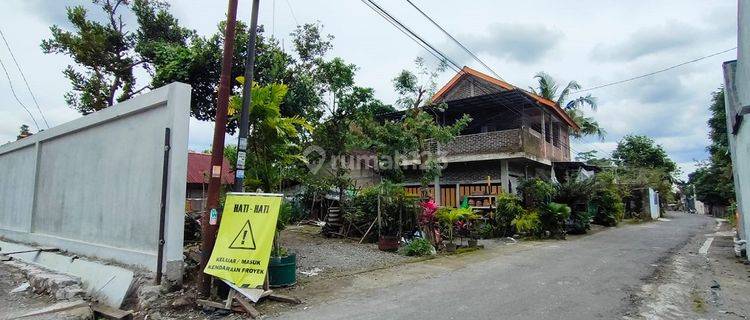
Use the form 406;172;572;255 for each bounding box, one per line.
234;0;261;192
200;0;239;297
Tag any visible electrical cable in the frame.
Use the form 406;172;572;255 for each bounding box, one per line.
0;54;39;131
573;47;737;94
404;0;504;81
0;28;49;128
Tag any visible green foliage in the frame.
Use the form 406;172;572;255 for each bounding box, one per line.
345;181;416;236
494;193;525;237
529;71;604;140
357;58;471;188
228;81;309;192
540;202;571;236
475;222;494;239
567;209;593;234
688;88;734;206
277;201;293;231
436;207;479;242
612;135;677;174
41;0;191;114
612;134;678;206
512;210;541;236
401;238;433;256
590;172;625;226
554;176;595;234
518;178;556;209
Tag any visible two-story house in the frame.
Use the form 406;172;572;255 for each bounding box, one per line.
378;66;580;208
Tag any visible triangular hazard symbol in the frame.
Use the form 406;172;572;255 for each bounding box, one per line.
229;220;257;250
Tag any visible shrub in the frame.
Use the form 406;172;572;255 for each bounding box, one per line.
436;207;479;243
567;209;593;234
401;238;434;256
512;210;541;236
540;202;571;237
591;188;624;226
475;222;494;239
518;178;556;209
494;193;525;237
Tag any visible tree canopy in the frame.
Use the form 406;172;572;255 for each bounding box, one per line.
41;0;191;114
688;88;734;206
529;72;605;140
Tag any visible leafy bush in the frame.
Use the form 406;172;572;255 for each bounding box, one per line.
494;193;525;237
554;177;595;234
591;188;624;226
401;238;434;256
567;209;593;234
346;181;415;236
436;207;479;242
475;222;494;239
518;178;556;209
540;202;571;237
512;210;541;236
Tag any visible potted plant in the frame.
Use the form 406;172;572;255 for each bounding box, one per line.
437;207;478;252
268;202;297;287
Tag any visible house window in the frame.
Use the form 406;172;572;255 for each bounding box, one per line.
552;123;560;147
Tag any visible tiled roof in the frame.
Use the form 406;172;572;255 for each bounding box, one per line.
431;66;580;131
187;152;234;185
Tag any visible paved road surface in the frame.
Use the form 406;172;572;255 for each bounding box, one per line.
278;213;713;320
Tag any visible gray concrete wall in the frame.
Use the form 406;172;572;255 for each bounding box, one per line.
724;0;750;248
0;83;190;282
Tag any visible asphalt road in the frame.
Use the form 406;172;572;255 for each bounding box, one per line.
278;213;713;320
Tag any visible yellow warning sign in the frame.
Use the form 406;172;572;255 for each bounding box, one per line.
203;193;282;287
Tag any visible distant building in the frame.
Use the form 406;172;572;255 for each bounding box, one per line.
357;67;580;208
185;152;234;212
723;0;750;248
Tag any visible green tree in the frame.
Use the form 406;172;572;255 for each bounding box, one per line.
688;88;734;206
612;134;678;206
612;135;677;174
529;72;605;140
41;0;191;114
16;124;32;140
228;79;310;192
360;58;471;196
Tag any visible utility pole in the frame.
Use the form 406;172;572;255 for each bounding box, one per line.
234;0;261;192
200;0;238;297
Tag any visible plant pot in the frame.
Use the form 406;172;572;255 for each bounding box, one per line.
445;242;457;252
378;235;400;252
468;238;478;247
268;253;297;287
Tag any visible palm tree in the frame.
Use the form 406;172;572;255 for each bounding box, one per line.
529;72;605;140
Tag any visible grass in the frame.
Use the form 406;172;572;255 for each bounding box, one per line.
691;290;706;313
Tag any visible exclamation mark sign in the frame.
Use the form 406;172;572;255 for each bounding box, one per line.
241;230;247;245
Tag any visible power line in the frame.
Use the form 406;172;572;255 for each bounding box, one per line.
404;0;504;81
0;28;49;128
362;0;595;157
0;54;40;131
283;0;299;26
573;47;738;94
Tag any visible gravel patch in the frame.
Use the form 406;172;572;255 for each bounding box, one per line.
281;225;416;278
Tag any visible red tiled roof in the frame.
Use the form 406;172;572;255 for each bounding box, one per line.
187;152;234;185
431;66;580;131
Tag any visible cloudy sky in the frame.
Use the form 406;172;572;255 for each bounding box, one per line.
0;0;738;180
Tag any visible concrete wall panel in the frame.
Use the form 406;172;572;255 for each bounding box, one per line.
0;144;35;231
0;83;190;282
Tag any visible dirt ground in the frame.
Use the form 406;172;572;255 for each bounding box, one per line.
627;215;750;319
0;262;56;318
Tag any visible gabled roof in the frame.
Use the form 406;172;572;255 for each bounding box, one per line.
431;66;580;131
187;152;234;185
